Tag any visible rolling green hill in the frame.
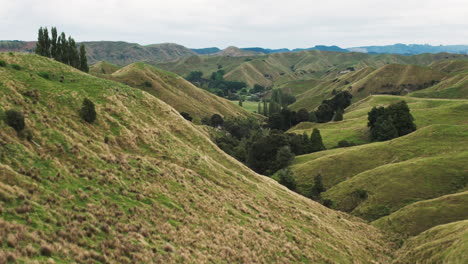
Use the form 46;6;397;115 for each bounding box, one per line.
89;61;121;75
83;42;197;65
289;95;468;148
373;191;468;236
288;95;468;226
156;50;467;88
0;53;395;263
98;62;254;123
392;220;468;264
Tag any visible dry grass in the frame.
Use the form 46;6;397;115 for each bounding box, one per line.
0;53;396;263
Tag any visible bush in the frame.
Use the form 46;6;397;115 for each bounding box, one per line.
5;110;25;132
336;140;355;148
80;98;97;123
180;112;193;121
278;168;297;191
11;64;21;70
38;72;50;79
0;60;6;67
210;114;224;127
353;189;368;200
321;199;334;208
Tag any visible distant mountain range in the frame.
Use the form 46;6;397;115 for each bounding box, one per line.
2;40;468;66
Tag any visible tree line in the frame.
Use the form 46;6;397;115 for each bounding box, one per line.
186;69;247;98
35;27;89;72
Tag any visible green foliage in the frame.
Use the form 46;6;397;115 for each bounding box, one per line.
252;84;265;93
35;26;88;72
310;128;325;152
80;98;97;123
79;44;89;72
11;64;21;70
186;71;203;82
210;114;224;127
336;140;356;148
310;174;326;200
353;189;369;200
4;110;25;132
275;146;295;171
321;199;334;208
38;72;50;79
180;112;193;121
309;112;317;122
296;108;309;123
278;168;297;191
368;101;416;141
316;91;352;123
0;60;6;67
333;108;344;121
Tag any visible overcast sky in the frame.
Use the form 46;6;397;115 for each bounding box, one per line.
1;0;467;49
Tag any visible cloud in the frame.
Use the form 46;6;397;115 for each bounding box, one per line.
0;0;467;48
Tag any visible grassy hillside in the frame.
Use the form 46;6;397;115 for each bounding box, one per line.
89;61;121;75
289;95;468;148
288;95;468;222
393;220;468;264
0;53;394;263
82;41;197;65
373;191;468;236
156;50;467;88
99;62;254;123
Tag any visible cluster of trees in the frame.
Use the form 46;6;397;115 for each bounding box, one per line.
35;27;89;72
315;91;352;123
211;117;326;175
186;70;247;97
368;101;416;141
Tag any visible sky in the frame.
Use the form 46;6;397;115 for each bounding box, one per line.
1;0;467;49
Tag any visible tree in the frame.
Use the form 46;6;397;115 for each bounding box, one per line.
309;112;317;122
80;98;97;123
5;110;25;132
79;45;89;72
275;146;295;172
186;71;203;82
333;108;344;121
68;37;80;68
278;168;297;191
315;103;334;123
386;101;416;136
238;98;243;107
310;174;326;200
43;27;51;57
257;102;262;114
310;128;325;152
210;114;224;127
368;101;416;141
296;108;309;123
371;116;398;141
252;84;265;93
35;27;45;56
50;27;58;59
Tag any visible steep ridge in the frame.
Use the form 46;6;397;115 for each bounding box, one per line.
104;62;254;123
0;53;393;263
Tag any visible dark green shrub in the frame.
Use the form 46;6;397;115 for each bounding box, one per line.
5;110;25;132
38;72;50;79
143;81;152;88
321;199;334;208
336;140;356;148
0;60;6;67
11;64;21;70
80;98;97;123
353;189;368;200
180;112;193;121
310;174;326;199
210;114;224;127
278;168;297;191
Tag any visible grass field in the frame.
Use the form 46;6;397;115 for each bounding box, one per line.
230;100;262;113
0;53;395;263
289;95;468;148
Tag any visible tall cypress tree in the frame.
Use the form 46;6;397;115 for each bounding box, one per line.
35;27;45;56
43;27;51;57
68;37;80;68
79;44;89;72
310;128;326;152
50;27;58;59
59;32;68;64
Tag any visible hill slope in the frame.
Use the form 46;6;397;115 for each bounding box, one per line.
373;191;468;236
392;220;468;264
0;53;393;263
89;61;121;75
100;62;254;123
